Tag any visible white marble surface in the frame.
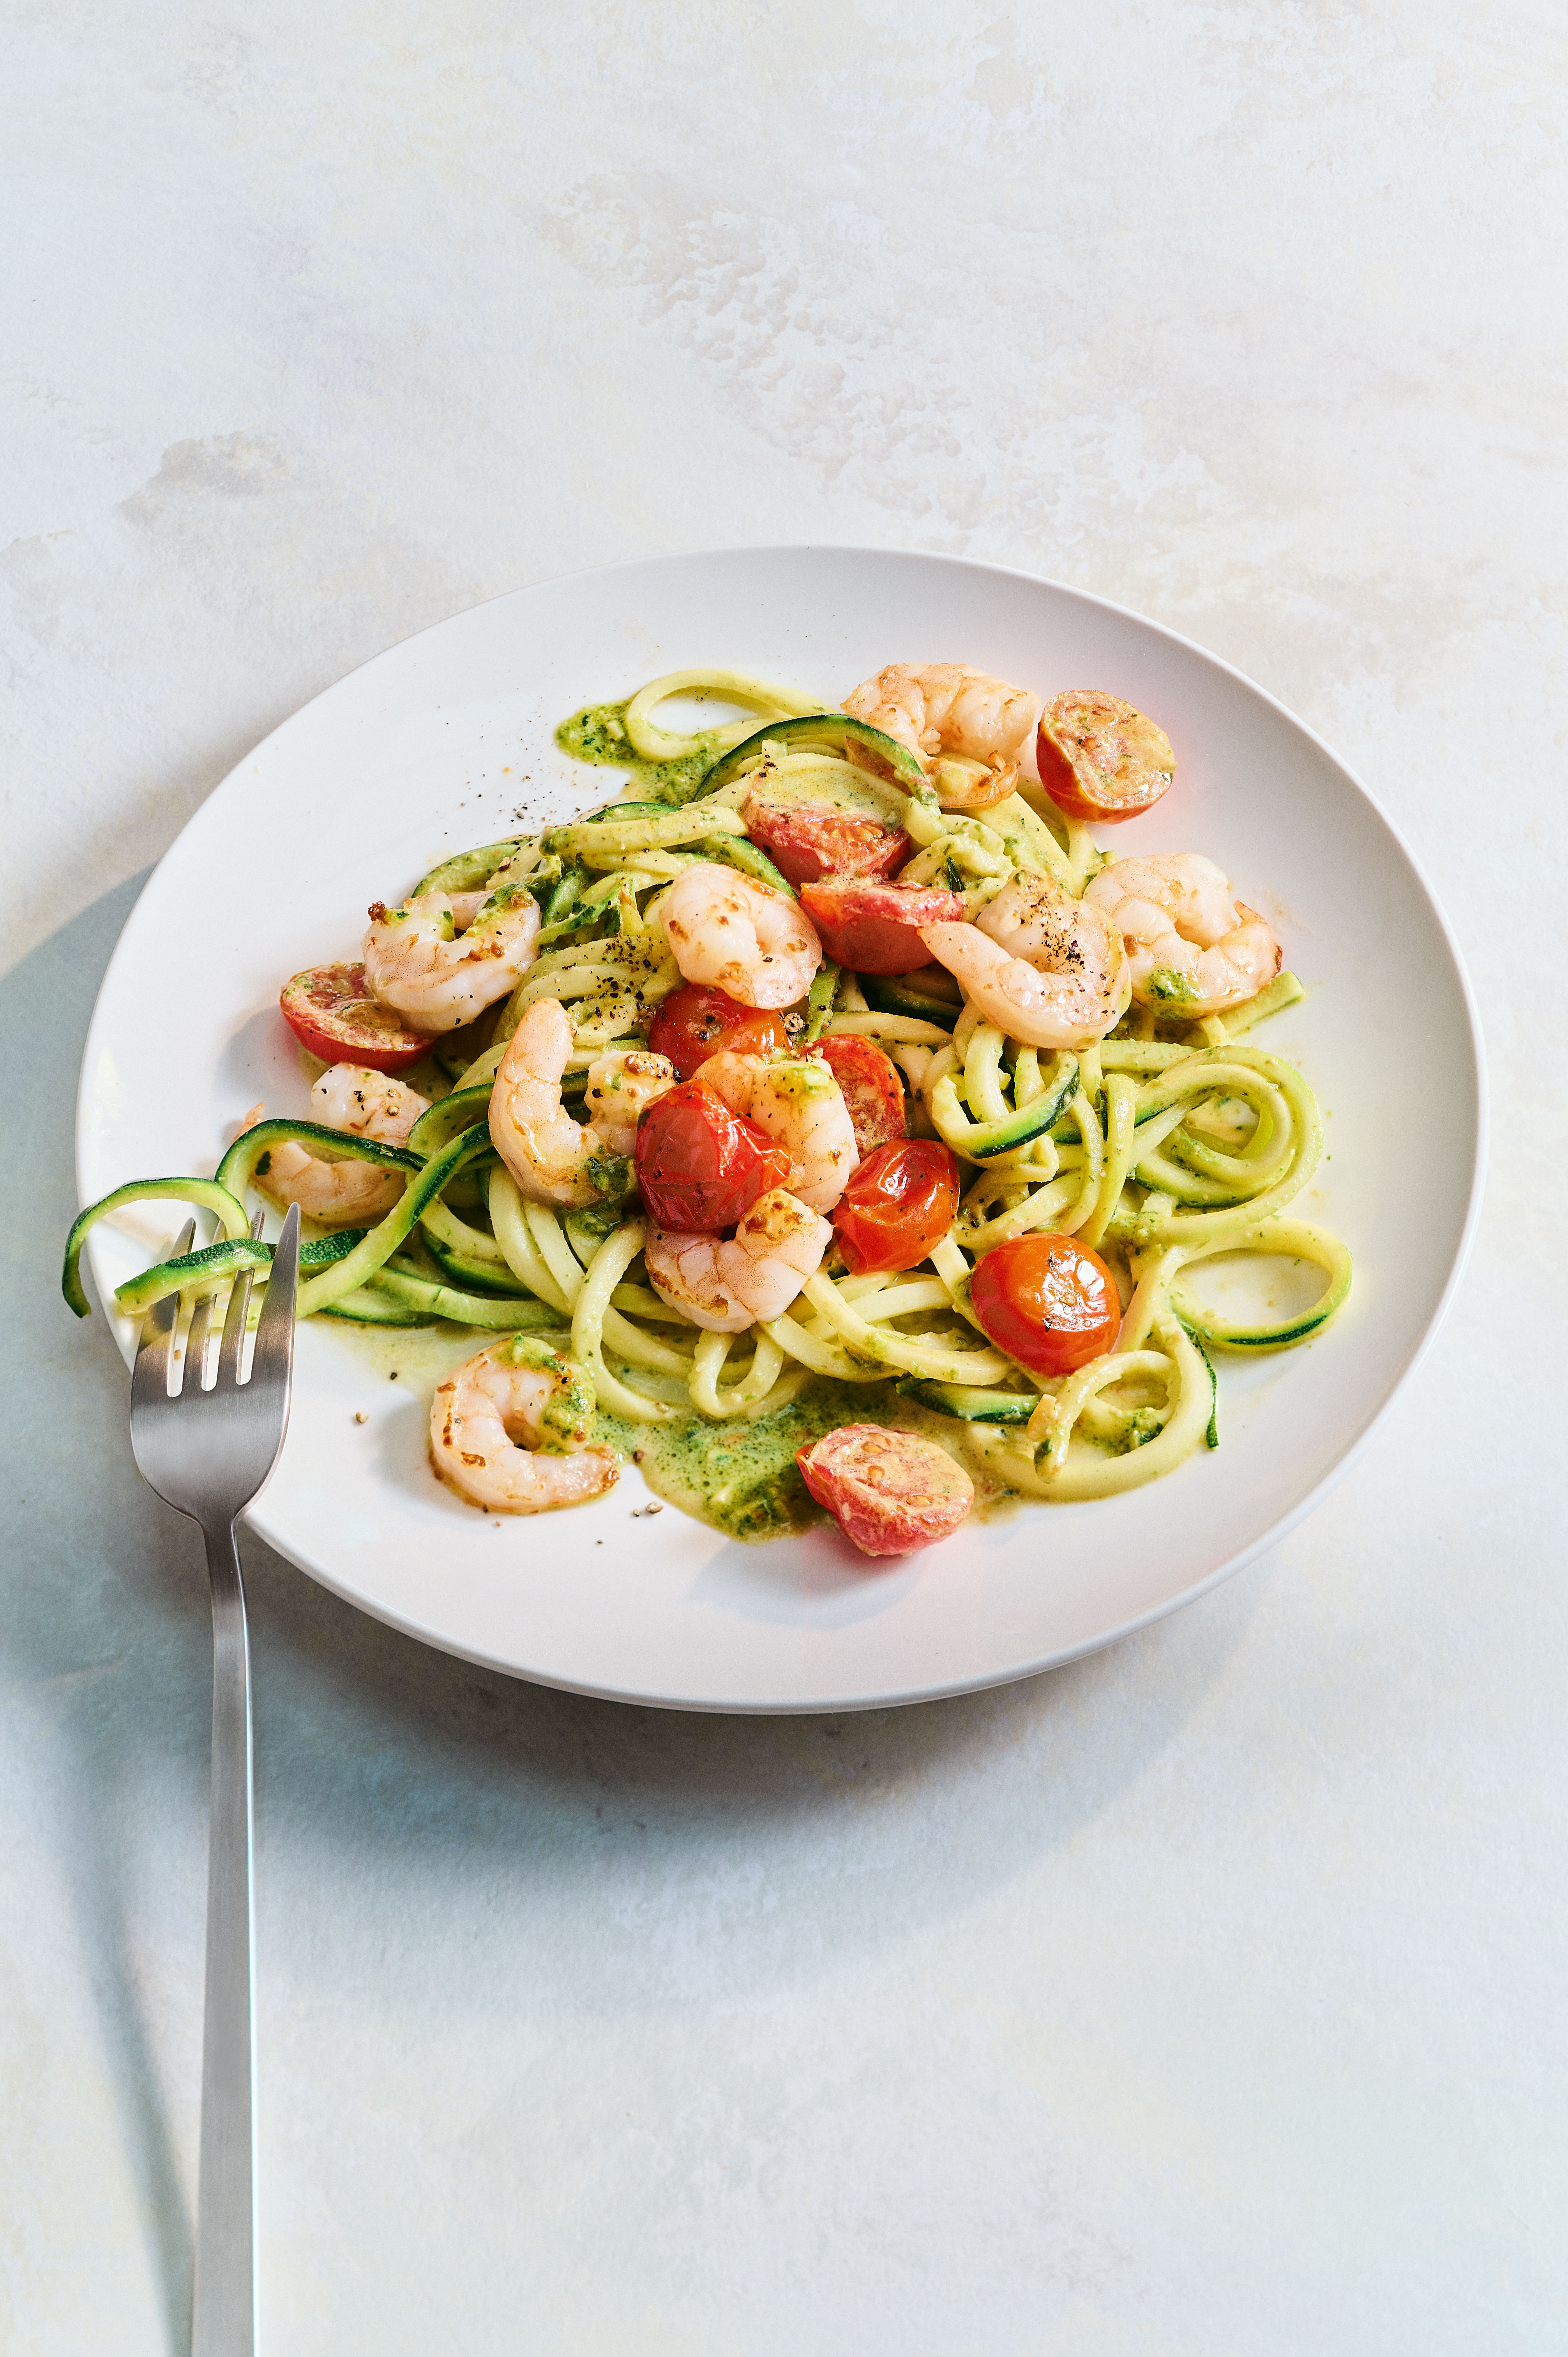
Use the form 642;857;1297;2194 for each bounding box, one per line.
4;4;1565;2348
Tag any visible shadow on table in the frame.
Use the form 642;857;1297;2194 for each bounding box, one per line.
2;877;1264;2348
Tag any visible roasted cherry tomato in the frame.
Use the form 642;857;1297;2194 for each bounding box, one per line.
796;1425;974;1557
798;879;966;976
646;984;790;1080
809;1035;906;1158
633;1081;793;1232
830;1138;960;1275
742;795;911;887
969;1233;1120;1375
1035;691;1175;824
280;962;431;1073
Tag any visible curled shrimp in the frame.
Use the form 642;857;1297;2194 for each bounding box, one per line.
920;873;1130;1051
844;663;1042;811
489;997;673;1209
645;1187;832;1334
1083;855;1281;1016
363;882;540;1034
692;1049;857;1213
660;862;822;1009
251;1064;428;1227
430;1333;618;1514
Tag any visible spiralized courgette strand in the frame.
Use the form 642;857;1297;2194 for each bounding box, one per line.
65;666;1350;1508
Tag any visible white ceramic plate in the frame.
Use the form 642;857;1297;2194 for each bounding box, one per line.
77;548;1484;1712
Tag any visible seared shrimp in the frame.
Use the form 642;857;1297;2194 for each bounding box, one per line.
660;862;822;1009
692;1050;857;1213
1084;855;1281;1016
844;663;1042;810
252;1064;428;1227
920;873;1130;1051
489;997;673;1209
363;883;540;1034
645;1188;832;1334
430;1333;618;1514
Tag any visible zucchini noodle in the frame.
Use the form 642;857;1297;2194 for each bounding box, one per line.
67;659;1353;1530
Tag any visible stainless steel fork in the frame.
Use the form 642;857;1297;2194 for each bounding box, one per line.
129;1203;300;2357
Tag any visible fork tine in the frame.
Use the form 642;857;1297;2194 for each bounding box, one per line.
185;1294;213;1392
130;1217;196;1410
132;1289;178;1406
216;1210;268;1389
248;1203;299;1394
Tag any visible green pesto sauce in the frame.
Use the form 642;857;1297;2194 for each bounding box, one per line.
555;701;724;806
597;1377;1023;1545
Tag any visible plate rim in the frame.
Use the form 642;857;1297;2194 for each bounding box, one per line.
76;542;1489;1712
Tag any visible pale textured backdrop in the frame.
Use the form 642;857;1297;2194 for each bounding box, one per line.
4;4;1565;2351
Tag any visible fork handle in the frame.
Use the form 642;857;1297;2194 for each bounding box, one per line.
192;1518;258;2357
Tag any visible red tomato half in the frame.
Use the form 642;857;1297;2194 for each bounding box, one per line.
830;1139;960;1275
646;984;789;1080
969;1233;1120;1375
798;879;966;976
809;1035;906;1158
633;1082;794;1232
796;1426;974;1557
280;963;431;1073
1035;691;1175;824
742;796;911;887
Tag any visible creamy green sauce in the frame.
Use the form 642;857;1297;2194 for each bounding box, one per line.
323;1322;1019;1546
555;701;724;805
598;1376;1022;1545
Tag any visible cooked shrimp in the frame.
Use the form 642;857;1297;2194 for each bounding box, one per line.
645;1187;833;1334
430;1334;618;1514
920;873;1130;1051
251;1064;428;1227
844;663;1042;809
660;862;822;1009
489;997;673;1209
692;1049;857;1213
363;883;540;1035
1084;855;1281;1016
312;1064;429;1143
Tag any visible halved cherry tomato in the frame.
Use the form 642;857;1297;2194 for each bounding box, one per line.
647;984;789;1080
969;1233;1120;1375
798;879;966;976
809;1035;906;1157
796;1425;974;1557
1035;691;1175;824
633;1081;794;1232
280;962;431;1073
742;796;911;887
830;1138;960;1275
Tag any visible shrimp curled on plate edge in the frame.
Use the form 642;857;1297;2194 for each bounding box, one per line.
430;1334;619;1514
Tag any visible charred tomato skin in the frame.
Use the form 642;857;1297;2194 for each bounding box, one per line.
633;1081;794;1232
969;1232;1121;1375
809;1035;906;1158
647;984;789;1080
830;1138;961;1275
799;879;967;976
